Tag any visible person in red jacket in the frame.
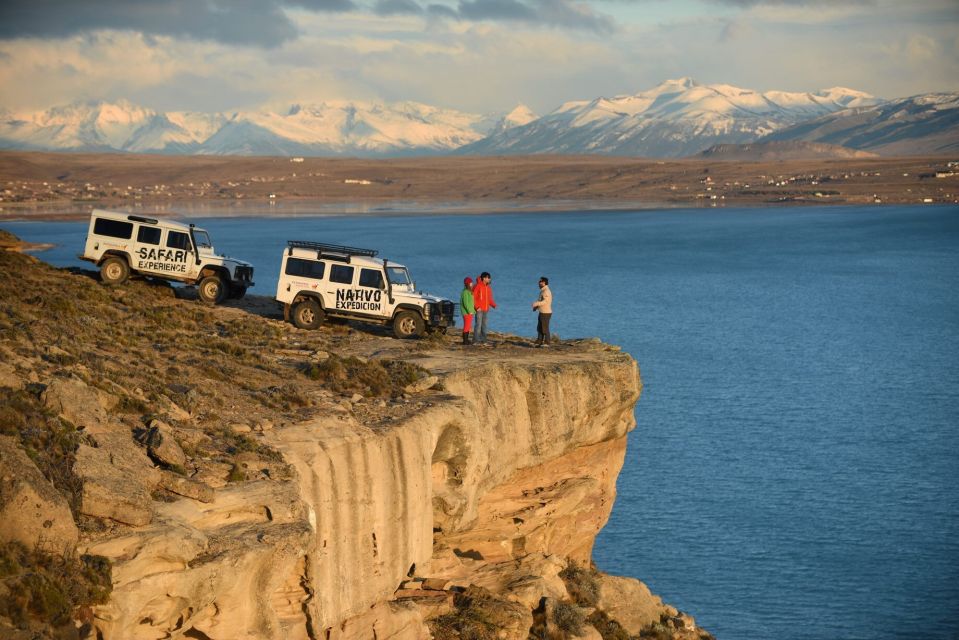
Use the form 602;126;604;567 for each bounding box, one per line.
472;271;496;345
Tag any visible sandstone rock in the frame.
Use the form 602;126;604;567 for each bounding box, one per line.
421;577;453;591
312;350;330;361
192;460;233;489
0;361;23;390
595;574;666;635
74;431;160;527
158;470;215;503
41;376;110;431
231;422;253;433
404;375;439;394
350;393;364;403
142;420;187;468
0;436;78;553
156;393;192;421
257;419;275;432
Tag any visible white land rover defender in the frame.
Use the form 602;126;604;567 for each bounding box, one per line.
80;209;254;304
276;240;455;338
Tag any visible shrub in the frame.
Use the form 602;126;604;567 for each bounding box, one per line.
301;355;428;398
553;601;585;635
560;560;600;607
0;388;83;513
0;541;111;628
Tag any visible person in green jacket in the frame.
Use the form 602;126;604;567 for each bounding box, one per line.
460;277;475;345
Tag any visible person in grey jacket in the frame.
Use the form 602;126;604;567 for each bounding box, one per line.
531;276;552;347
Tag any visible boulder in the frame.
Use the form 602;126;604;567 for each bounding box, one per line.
157;470;214;503
74;431;160;527
595;574;666;635
404;375;439;395
41;376;113;433
0;436;78;552
156;394;192;422
0;361;23;390
142;420;187;468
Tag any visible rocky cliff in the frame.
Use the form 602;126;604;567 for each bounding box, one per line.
0;233;710;640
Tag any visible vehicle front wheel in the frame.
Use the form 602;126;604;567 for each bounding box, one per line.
198;275;227;304
393;311;425;339
292;299;324;330
100;257;129;285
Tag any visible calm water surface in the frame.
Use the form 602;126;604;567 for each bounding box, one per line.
6;205;959;640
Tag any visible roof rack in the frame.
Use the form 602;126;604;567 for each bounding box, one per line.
287;240;379;258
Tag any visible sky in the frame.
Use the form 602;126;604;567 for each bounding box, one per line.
0;0;956;116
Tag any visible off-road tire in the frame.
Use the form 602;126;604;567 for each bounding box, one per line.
292;299;324;330
393;311;425;339
230;285;248;300
100;257;130;285
198;275;227;304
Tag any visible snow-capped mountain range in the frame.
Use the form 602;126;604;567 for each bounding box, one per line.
1;79;955;157
459;77;883;157
0;99;508;157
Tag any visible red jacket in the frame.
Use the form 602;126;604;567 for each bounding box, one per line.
473;279;496;311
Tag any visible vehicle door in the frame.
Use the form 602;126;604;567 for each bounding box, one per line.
328;262;362;315
152;229;194;278
356;266;388;318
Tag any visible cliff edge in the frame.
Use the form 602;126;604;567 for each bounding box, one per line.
0;232;711;640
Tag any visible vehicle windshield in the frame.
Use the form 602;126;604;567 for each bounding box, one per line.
194;230;213;250
386;266;412;286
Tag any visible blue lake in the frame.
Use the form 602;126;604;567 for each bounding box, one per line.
5;204;959;640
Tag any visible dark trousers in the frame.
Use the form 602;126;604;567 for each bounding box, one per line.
537;313;552;344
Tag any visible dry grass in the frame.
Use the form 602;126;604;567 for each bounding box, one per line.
0;387;84;514
0;541;111;629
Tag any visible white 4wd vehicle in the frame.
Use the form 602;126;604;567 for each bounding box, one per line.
80;209;254;304
276;240;455;338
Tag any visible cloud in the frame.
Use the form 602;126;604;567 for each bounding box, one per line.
454;0;616;33
0;0;355;47
374;0;426;15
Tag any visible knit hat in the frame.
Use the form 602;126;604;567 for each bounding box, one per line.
464;277;473;285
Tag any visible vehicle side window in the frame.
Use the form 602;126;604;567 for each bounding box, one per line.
359;268;384;289
167;231;191;250
137;226;161;245
93;218;133;239
285;257;326;280
329;264;355;285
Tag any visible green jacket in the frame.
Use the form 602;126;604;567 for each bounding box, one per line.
460;287;475;315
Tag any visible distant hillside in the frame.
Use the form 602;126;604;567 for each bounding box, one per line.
762;93;959;156
697;141;878;161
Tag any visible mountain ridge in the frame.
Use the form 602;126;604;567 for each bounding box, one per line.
2;80;956;158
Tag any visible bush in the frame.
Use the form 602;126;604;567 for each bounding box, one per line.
429;587;513;640
588;610;632;640
301;355;428;398
0;388;83;513
0;542;111;628
553;601;585;635
560;560;600;607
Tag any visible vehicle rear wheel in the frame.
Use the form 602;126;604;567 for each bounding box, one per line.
100;257;129;285
393;311;425;339
230;285;247;300
292;299;324;330
198;275;227;304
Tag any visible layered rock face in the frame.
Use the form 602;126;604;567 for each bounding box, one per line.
79;345;653;639
0;240;713;638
